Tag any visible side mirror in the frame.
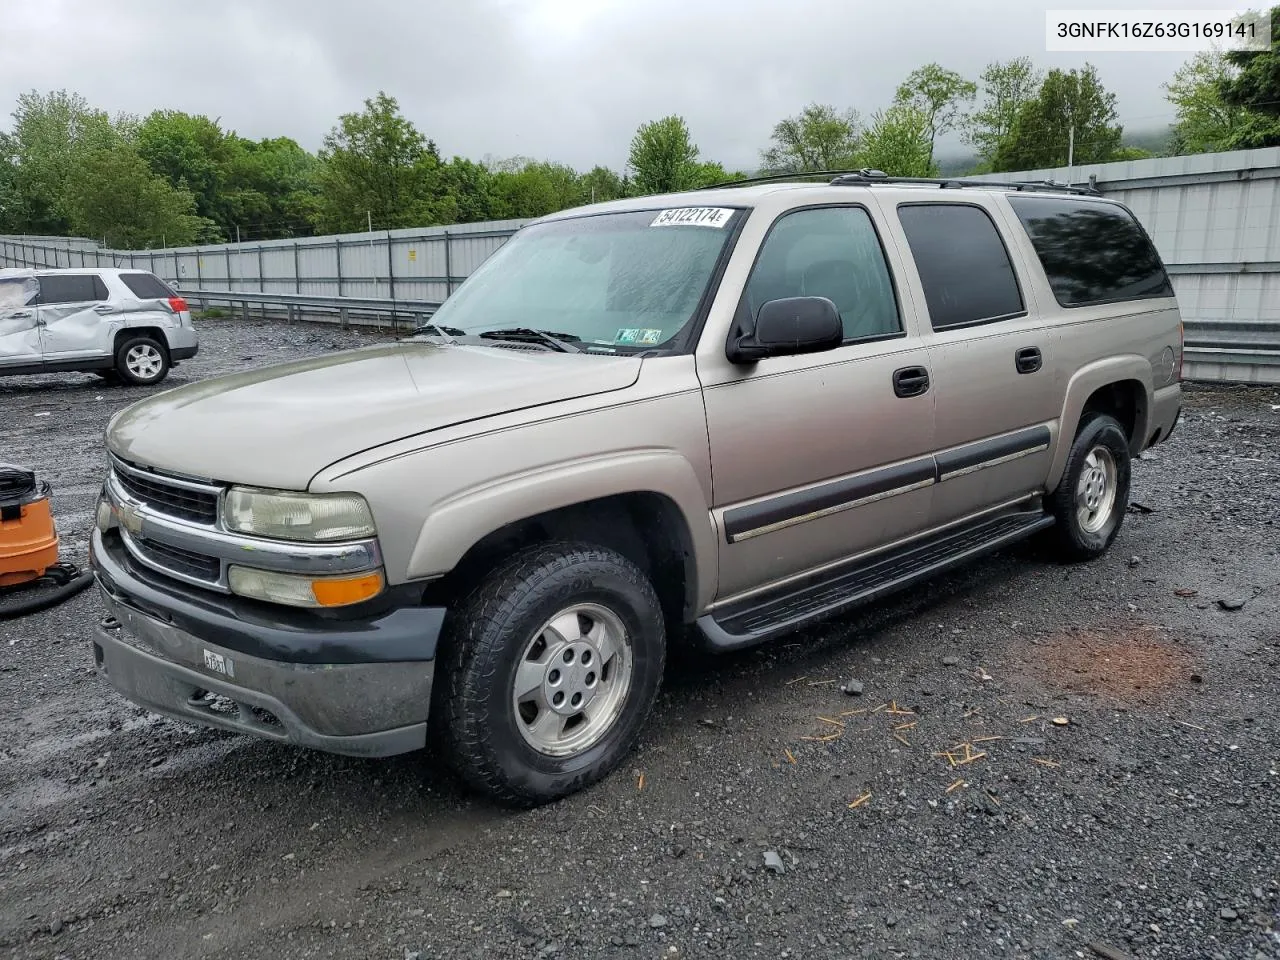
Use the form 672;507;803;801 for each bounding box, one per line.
727;296;843;364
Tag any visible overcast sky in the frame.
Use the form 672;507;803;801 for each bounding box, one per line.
0;0;1239;170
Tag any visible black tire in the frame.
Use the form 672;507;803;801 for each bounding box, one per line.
114;335;170;386
437;541;666;806
1046;413;1131;562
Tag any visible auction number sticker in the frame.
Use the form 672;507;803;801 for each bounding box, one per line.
202;649;235;678
650;207;734;228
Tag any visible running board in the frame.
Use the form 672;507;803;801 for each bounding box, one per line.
697;510;1055;651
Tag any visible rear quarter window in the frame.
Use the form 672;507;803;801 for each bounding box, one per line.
1007;196;1174;307
119;272;175;299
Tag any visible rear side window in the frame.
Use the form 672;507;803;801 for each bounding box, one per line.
36;274;108;305
896;204;1025;330
1008;196;1174;307
120;272;175;299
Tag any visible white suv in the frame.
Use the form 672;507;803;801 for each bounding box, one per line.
0;267;199;385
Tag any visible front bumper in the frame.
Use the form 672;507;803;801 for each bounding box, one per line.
90;528;445;757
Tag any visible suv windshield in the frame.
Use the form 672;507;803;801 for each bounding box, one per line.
421;207;741;352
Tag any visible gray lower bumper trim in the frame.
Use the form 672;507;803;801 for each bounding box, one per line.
93;601;432;758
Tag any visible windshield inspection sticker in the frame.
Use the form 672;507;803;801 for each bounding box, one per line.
650;207;734;228
615;328;663;345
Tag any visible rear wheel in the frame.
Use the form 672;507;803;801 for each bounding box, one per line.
1046;413;1131;561
114;335;169;386
437;542;666;806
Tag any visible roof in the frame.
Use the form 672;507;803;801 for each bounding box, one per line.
26;266;153;276
534;175;1114;225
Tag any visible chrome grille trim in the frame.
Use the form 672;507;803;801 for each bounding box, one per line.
103;471;382;592
108;453;223;495
120;529;228;592
108;454;222;526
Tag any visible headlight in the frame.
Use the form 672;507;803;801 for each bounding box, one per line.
228;566;385;608
223;488;376;542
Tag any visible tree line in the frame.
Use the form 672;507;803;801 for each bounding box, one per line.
0;8;1276;250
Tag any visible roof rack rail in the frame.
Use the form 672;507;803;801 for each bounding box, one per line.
828;169;1101;196
693;169;874;190
694;168;1102;196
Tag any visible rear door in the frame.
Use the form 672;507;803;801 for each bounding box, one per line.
36;273;114;361
886;199;1058;528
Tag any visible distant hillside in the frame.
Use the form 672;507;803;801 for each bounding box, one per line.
934;124;1176;176
1122;125;1175;156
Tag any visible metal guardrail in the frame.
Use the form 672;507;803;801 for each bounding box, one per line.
178;289;1280;383
1182;319;1280;385
177;288;442;331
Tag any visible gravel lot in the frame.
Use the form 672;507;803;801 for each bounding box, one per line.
1;317;1277;960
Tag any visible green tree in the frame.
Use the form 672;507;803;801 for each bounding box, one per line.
760;103;861;172
628;115;701;195
1221;5;1280;145
65;141;204;248
220;136;321;239
856;104;937;177
993;65;1123;171
580;165;626;203
6;90;119;235
438;157;500;222
491;160;585;218
0;132;16;233
893;64;977;165
135;110;225;222
965;58;1043;164
1163;50;1280;153
315;91;445;232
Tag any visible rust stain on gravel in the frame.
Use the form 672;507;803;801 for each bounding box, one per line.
1030;625;1196;704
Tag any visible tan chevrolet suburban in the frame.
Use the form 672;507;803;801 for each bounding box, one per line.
89;171;1184;805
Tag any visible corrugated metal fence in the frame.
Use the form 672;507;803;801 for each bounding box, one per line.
3;147;1279;382
983;147;1280;385
0;219;527;303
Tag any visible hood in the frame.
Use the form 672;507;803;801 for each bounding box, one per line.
108;342;642;489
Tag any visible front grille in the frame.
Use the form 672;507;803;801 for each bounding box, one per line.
112;462;219;525
129;536;221;583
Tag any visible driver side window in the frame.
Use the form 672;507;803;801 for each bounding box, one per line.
745;206;901;341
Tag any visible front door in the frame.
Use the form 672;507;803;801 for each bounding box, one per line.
887;200;1057;528
698;204;936;601
36;273;113;361
0;274;40;369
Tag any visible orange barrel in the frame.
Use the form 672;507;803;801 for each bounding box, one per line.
0;465;59;588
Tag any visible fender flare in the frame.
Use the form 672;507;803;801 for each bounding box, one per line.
406;449;718;612
1046;355;1153;491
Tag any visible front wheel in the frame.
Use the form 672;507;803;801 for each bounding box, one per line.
437;542;666;806
1046;413;1131;561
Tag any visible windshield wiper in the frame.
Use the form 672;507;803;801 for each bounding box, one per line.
412;318;466;344
478;327;584;353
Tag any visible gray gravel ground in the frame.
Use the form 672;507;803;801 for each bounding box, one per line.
1;317;1278;960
